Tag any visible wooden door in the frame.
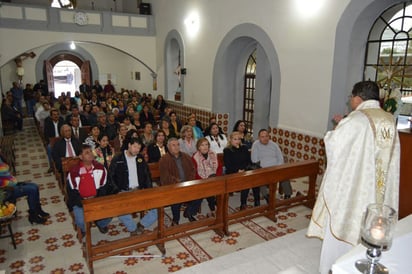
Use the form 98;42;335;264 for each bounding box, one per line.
81;60;91;86
44;60;54;94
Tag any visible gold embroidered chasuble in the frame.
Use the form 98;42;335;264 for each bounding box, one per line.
307;100;400;246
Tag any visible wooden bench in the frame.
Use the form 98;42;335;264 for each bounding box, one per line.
148;162;160;182
224;160;318;226
61;156;83;242
1;119;15;136
82;159;319;273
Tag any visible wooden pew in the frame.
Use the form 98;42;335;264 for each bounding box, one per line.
148;162;160;182
224;160;318;230
61;156;83;242
82;159;319;273
83;177;226;273
61;157;81;202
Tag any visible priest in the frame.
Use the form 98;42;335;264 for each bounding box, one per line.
307;80;400;274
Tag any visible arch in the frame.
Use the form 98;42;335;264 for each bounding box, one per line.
35;43;99;82
212;23;280;133
328;0;404;129
164;30;185;101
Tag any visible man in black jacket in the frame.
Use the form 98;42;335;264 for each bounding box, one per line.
65;105;89;127
44;108;65;173
1;95;23;131
52;124;81;174
109;137;165;254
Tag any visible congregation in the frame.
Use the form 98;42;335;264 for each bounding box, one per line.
1;79;292;244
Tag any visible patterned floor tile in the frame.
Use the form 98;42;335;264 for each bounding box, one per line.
0;118;311;274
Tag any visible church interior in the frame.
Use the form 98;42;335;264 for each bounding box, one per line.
1;0;412;273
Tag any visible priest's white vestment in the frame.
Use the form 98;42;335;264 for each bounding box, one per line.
307;100;400;273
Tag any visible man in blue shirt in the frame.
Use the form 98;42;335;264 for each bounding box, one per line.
251;129;293;200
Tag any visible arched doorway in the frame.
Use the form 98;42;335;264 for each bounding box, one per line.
44;53;90;97
213;23;280;135
164;30;185;102
53;60;80;98
35;43;99;97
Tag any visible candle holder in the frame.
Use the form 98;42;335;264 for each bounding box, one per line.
355;203;397;274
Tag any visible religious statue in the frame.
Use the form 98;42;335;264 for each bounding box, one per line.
14;51;36;80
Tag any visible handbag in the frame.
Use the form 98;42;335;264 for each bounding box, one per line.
246;161;261;171
99;180;119;196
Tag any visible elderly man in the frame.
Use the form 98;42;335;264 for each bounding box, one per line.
251;129;293;201
52;124;81;174
307;81;400;274
159;138;197;224
97;112;116;140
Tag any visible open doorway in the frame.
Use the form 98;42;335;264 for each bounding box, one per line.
53;60;80;97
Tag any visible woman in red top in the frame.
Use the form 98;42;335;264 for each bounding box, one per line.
192;138;223;217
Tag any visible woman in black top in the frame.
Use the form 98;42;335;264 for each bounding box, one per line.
147;129;168;163
223;131;260;209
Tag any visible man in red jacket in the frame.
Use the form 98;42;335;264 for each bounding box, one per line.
67;144;110;236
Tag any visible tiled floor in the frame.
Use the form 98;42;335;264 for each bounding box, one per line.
0;118;312;274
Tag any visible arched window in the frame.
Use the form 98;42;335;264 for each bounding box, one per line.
243;49;256;134
364;2;412;94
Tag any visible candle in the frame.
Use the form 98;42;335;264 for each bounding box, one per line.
370;226;385;241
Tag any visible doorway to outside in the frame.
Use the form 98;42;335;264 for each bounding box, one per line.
53;61;81;98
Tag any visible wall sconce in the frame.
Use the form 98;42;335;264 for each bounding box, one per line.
70;41;76;50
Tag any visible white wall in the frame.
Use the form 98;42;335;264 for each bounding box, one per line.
0;42;155;94
2;0;394;137
0;28;157;94
10;0;139;13
151;0;351;136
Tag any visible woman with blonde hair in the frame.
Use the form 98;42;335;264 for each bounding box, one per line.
232;120;253;149
187;115;203;141
223;131;260;210
179;125;197;156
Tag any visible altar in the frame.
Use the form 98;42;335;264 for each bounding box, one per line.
177;215;412;274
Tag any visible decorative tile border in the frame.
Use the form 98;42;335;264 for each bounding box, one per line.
269;127;326;177
165;101;326;184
